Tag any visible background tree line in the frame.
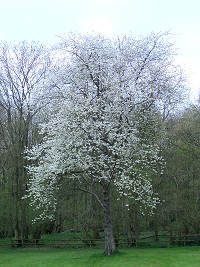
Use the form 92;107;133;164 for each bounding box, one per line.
0;35;199;250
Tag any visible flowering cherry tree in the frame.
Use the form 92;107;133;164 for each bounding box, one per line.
26;33;187;255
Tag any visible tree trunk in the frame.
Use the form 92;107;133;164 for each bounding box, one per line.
102;182;117;255
154;229;159;242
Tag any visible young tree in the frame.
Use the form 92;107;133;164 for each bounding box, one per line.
27;32;187;255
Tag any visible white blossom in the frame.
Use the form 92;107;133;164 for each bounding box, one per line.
26;32;186;218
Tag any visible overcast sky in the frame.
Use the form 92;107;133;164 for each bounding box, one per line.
0;0;199;101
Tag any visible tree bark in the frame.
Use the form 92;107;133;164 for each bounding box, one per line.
102;182;117;255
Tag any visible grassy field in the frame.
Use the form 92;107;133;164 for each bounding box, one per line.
0;247;200;267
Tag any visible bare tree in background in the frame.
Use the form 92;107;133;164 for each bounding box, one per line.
0;41;51;240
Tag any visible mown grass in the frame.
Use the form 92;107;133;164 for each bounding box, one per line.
0;246;200;267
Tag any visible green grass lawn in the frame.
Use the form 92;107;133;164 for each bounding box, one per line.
0;247;200;267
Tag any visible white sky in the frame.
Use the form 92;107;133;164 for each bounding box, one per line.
0;0;199;101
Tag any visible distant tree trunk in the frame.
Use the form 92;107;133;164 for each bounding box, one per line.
133;203;140;246
14;225;19;240
154;229;159;242
102;182;117;255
